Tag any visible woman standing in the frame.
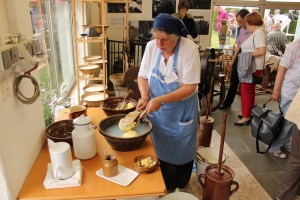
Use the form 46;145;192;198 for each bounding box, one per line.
136;13;200;189
235;11;266;126
172;0;197;39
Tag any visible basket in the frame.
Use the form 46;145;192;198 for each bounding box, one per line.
109;73;125;86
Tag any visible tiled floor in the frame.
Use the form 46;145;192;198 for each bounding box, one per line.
210;88;300;199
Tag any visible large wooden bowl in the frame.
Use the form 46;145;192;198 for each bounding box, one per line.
98;114;152;152
100;97;137;116
78;64;99;75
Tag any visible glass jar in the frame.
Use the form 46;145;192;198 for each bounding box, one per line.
102;156;118;177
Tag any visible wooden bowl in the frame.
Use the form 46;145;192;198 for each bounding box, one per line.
45;120;74;145
81;92;108;107
83;84;107;93
98;114;152;152
78;64;99;75
100;97;137;116
69;105;87;119
133;154;158;173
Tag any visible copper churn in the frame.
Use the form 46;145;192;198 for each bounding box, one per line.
198;114;239;200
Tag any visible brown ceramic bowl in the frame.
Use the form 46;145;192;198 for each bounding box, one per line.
45;119;74;145
98;114;152;152
100;97;137;116
69;105;87;119
133;154;158;173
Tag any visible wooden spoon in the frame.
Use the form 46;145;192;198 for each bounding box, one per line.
115;89;133;110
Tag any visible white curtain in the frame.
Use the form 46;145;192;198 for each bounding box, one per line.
0;154;12;200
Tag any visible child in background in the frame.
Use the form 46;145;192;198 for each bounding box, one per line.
219;19;228;49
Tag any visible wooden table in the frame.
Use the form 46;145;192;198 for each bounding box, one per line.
18;108;166;200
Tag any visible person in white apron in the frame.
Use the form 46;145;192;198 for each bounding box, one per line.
137;13;201;189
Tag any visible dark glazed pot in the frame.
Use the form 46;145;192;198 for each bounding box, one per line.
199;164;239;200
100;97;137;116
98;114;152;151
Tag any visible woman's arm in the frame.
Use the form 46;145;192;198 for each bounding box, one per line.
253;46;266;57
136;76;150;110
272;65;287;102
145;83;197;114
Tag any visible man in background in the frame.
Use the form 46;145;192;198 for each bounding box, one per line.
267;22;288;57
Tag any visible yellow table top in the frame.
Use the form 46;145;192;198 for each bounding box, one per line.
18;108;166;200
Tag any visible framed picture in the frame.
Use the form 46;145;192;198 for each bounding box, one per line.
108;0;142;13
189;0;211;10
152;0;176;18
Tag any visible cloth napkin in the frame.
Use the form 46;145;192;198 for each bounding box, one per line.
43;159;82;189
96;165;139;186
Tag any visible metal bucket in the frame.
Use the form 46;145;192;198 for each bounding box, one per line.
160;188;197;200
195;147;226;179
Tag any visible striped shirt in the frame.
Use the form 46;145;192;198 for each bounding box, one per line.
280;39;300;100
267;30;288;56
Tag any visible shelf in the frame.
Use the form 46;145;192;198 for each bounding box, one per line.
76;37;104;43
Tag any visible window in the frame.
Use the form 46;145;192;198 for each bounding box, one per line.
30;0;75;125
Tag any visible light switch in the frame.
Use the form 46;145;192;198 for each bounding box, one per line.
10;47;19;64
24;42;33;56
2;50;12;70
32;40;41;55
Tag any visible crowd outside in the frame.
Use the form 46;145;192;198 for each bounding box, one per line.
235;11;267;126
137;13;200;189
266;13;274;33
219;19;228;49
228;9;237;38
172;0;197;40
267;22;288;57
273;9;281;23
219;9;251;110
214;6;229;34
270;39;300;160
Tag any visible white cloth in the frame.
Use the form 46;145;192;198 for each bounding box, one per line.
43;159;82;189
0;154;11;200
241;27;266;70
285;88;300;130
138;37;200;85
280;39;300;100
265;53;280;72
96;165;139;186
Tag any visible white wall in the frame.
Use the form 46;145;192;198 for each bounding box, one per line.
0;0;45;200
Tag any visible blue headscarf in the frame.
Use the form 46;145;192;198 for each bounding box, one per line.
153;13;188;38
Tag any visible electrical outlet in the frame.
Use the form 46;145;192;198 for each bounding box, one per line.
10;47;19;64
2;50;12;70
24;42;33;56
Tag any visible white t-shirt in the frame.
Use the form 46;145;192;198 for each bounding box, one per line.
138;37;200;85
280;39;300;100
241;27;266;70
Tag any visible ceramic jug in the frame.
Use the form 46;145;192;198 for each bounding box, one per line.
199;164;239;200
48;139;74;180
72;115;96;159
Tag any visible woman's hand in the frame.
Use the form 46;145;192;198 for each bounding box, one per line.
272;90;281;102
136;97;149;111
145;97;162;114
